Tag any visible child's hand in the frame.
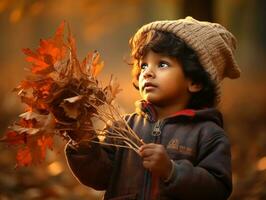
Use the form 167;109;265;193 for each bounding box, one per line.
66;119;94;142
139;143;172;179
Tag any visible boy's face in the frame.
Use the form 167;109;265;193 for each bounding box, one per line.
138;51;192;108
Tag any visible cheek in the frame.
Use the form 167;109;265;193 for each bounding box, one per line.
160;74;188;93
160;75;177;88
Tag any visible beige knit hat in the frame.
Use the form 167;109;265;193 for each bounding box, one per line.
131;16;241;102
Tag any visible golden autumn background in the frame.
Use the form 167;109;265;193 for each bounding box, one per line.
0;0;265;199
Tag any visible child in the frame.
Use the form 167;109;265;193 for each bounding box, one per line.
65;16;241;200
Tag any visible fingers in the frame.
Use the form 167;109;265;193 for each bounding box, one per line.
139;143;165;156
139;148;154;157
139;143;159;156
139;143;167;172
142;160;153;170
139;143;157;152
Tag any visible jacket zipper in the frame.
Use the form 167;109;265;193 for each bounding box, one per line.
144;120;164;200
152;120;163;137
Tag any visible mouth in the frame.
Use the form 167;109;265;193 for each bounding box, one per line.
142;82;158;91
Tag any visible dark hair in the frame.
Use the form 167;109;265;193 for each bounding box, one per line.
129;30;217;109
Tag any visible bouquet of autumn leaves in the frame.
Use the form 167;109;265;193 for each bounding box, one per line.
0;22;143;167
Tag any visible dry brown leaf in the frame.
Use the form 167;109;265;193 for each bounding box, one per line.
60;97;83;119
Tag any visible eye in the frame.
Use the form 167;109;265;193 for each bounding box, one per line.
159;61;170;68
140;63;148;70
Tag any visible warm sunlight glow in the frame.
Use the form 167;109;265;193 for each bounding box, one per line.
257;156;266;171
0;0;8;13
9;8;22;23
47;161;63;176
29;2;44;16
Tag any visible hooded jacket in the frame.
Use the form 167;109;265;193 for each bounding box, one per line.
65;101;232;200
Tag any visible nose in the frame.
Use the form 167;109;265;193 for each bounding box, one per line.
142;65;155;79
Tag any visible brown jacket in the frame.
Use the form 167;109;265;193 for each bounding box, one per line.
65;101;232;200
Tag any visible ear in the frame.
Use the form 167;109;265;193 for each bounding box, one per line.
188;80;202;93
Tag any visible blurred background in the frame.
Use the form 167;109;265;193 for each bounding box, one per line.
0;0;265;199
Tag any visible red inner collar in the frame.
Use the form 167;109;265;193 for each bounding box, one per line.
170;109;196;118
139;100;196;120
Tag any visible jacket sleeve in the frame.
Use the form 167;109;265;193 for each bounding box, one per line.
162;129;232;200
65;138;116;190
65;115;132;191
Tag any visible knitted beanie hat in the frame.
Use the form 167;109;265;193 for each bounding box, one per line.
131;16;241;102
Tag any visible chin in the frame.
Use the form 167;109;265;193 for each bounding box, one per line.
144;96;161;105
144;95;177;107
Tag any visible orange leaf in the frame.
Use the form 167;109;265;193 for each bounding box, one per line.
93;61;104;77
22;48;39;59
25;56;48;66
90;52;104;77
20;96;48;111
23;22;67;75
16;146;32;167
13;80;35;92
4;131;26;145
37;135;53;160
54;21;65;45
19;118;37;128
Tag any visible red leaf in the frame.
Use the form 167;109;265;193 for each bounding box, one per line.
4;131;26;145
54;21;65;44
37;135;53;160
17;80;35;90
16;146;32;167
20;96;48;111
22;48;39;59
19;118;37;128
23;22;67;75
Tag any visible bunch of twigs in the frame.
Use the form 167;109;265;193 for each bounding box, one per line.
0;22;143;166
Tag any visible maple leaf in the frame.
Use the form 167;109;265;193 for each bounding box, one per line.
1;131;26;145
22;48;51;73
23;21;67;75
16;146;32;167
37;135;53;160
23;48;54;75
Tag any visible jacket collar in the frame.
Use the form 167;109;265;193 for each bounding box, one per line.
135;100;223;127
135;100;196;122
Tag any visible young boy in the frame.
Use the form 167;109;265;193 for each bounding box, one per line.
65;17;241;200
